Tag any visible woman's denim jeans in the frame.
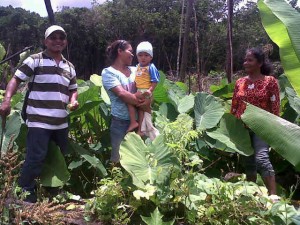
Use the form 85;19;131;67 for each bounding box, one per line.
110;116;130;162
243;133;275;178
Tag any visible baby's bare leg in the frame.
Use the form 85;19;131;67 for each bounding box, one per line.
137;109;145;136
127;104;138;132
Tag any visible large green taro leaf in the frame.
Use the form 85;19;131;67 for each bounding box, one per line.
90;74;111;105
206;113;253;156
166;79;189;113
168;89;195;114
68;141;107;177
194;92;224;131
0;111;22;155
242;103;300;171
69;85;101;117
258;0;300;96
0;43;6;61
41;142;70;187
153;71;170;103
120;133;180;189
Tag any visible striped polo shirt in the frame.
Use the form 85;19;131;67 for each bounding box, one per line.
15;51;77;130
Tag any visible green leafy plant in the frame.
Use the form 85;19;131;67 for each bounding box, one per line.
85;168;135;224
258;0;300;96
242;103;300;171
120;133;181;189
141;207;175;225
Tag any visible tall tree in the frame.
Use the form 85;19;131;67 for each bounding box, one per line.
193;3;201;91
44;0;55;24
226;0;233;83
179;0;194;82
177;0;185;78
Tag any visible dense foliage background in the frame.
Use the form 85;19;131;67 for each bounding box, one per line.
1;0;300;224
0;0;282;81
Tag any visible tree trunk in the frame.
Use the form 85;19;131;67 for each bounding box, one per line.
226;0;233;83
179;0;194;82
193;3;201;91
176;0;185;78
163;45;173;78
44;0;55;25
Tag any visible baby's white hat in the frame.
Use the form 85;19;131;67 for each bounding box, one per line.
136;41;153;57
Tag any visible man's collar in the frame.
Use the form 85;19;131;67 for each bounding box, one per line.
42;50;67;63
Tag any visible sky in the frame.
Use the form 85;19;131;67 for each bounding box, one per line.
0;0;299;17
0;0;104;17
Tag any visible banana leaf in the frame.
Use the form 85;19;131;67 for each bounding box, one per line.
206;113;254;156
258;0;300;96
241;103;300;171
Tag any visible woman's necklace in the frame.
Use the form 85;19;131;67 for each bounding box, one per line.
119;67;131;77
112;65;130;77
247;73;264;82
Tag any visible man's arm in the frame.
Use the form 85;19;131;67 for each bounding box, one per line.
0;76;22;118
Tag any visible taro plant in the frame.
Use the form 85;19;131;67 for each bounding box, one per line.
115;109;300;224
85;167;136;224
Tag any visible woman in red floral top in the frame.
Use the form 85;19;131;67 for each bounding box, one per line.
231;48;280;196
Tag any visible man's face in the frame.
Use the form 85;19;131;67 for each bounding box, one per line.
44;31;67;53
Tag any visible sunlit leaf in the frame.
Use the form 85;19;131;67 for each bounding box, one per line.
258;0;300;96
194;92;224;131
120;133;180;189
141;207;175;225
90;74;111;104
242;103;300;171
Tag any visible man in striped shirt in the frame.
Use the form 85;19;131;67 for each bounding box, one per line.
0;25;78;202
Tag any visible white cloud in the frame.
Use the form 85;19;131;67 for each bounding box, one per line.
0;0;99;17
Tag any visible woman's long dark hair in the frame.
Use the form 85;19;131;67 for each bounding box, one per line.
106;40;130;65
247;47;273;75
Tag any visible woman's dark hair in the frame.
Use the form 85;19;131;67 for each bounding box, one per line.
247;47;273;75
106;40;130;65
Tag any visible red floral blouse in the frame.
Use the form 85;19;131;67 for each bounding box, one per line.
231;76;280;119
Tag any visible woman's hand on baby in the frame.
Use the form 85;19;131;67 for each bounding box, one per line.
135;91;145;101
142;90;152;98
136;97;151;112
